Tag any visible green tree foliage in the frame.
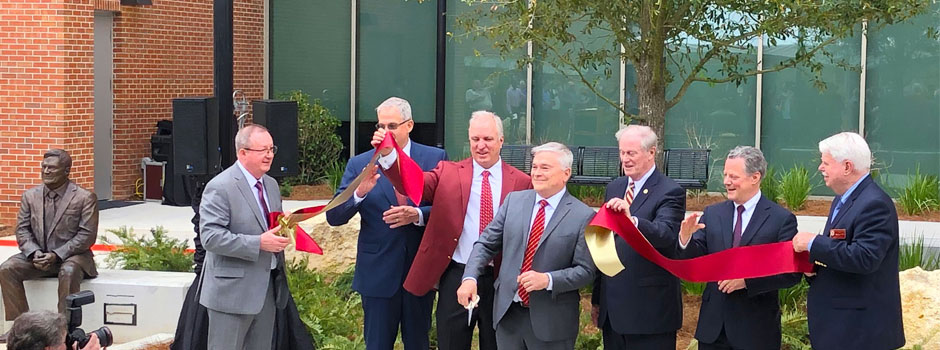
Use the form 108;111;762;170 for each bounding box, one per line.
453;0;929;149
277;90;343;185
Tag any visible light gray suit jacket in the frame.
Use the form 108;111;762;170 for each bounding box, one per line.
463;189;596;342
198;164;283;315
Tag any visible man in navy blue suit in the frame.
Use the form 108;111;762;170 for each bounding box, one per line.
591;125;686;350
792;132;904;350
678;146;801;350
326;97;448;350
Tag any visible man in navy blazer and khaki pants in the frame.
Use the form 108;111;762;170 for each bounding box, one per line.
326;97;448;350
591;125;686;349
792;132;904;350
678;146;801;349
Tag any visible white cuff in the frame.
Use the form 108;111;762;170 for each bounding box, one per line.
353;190;366;204
415;207;425;226
377;149;399;169
678;235;690;249
546;273;554;291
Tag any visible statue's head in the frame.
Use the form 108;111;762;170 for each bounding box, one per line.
41;149;71;190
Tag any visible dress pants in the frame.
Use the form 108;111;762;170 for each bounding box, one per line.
361;284;434;350
496;302;574;350
206;272;276;350
0;254;85;320
600;317;677;350
436;261;497;350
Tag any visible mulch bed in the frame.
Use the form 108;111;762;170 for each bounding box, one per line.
284;184;334;201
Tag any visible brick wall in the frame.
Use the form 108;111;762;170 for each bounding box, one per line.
0;0;265;226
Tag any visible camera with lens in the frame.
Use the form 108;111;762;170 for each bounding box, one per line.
65;291;113;349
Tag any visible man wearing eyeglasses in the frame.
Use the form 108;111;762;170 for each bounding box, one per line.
198;124;292;350
327;97;447;350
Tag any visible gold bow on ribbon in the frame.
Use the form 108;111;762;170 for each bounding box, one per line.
584;218;626;277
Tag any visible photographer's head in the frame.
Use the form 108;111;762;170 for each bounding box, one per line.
7;310;67;350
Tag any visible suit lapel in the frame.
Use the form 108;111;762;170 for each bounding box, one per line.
631;172;657;212
233;168;267;230
459;160;473;217
499;161;517;205
719;201;733;250
740;196;771;246
538;192;572;247
49;182;76;234
519;191;536;247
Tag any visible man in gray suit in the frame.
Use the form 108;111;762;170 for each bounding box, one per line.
457;142;596;349
1;149;98;341
199;125;291;350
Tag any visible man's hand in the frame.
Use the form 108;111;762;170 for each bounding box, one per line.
371;129;391;156
260;226;290;253
604;198;630;213
591;304;600;327
717;279;746;294
354;165;380;198
383;206;419;228
679;213;705;245
456;279;478;307
792;232;816;253
517;271;549;292
32;252;56;271
77;332;101;350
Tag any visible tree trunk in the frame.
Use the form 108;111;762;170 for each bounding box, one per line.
635;54;668;164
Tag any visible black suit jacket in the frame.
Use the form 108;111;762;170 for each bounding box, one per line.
678;195;800;349
807;176;904;350
592;169;686;335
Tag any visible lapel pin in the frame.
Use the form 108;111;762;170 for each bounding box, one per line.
643;189;648;194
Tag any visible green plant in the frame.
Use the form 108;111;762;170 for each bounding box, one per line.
322;160;347;193
287;259;365;348
761;165;781;203
779;165;812;211
277;90;343;185
280;181;293;198
897;166;940;215
101;226;193;272
681;281;706;296
899;235;940;271
778;279;809;310
568;184;605;206
780;304;811;350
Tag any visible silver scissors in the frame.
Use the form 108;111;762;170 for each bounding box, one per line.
466;294;480;327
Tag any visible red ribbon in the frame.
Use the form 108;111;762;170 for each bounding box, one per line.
267;209;324;255
375;134;424;205
589;207;814;282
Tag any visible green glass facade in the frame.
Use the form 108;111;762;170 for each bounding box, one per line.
270;0;940;194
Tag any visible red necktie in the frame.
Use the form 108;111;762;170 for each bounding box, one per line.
624;182;635;215
519;199;548;306
255;181;270;219
479;170;493;234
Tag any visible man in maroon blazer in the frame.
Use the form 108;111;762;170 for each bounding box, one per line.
377;111;531;350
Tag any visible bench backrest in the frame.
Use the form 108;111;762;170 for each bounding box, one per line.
500;144;533;173
663;148;710;189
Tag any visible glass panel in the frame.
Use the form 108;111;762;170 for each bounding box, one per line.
664;52;758;190
270;0;351;120
761;30;862;194
358;0;437;123
444;0;525;159
865;3;940;193
532;22;621;147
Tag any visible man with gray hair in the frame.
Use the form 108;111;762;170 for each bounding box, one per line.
792;132;904;349
6;310;101;350
678;146;800;349
456;142;596;349
327;97;447;350
592;125;686;350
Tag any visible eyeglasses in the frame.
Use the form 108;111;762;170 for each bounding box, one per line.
375;120;411;130
243;146;278;155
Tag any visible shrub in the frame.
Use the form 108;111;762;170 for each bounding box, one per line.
778;279;809;310
277;90;343;185
287;259;365;348
322;160;347;193
761;165;781;203
779;165;812;211
568;184;605;207
899;235;940;271
897;166;940;215
101;226;193;272
279;181;293;198
681;281;706;295
780;304;811;350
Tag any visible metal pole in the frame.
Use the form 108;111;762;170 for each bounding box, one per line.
434;0;446;148
214;0;235;168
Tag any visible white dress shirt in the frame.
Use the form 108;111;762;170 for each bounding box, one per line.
453;159;503;264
